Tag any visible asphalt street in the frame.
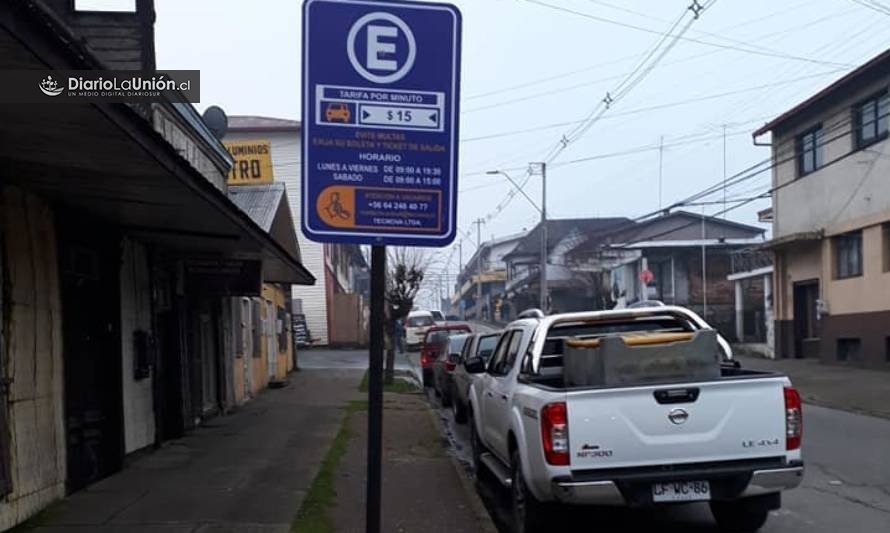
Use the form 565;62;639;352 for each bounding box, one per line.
302;332;890;532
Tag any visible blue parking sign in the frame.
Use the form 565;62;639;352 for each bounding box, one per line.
302;0;462;247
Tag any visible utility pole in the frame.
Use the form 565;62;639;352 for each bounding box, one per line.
722;124;727;220
485;163;547;312
658;135;664;211
531;162;548;312
474;218;484;320
457;239;463;319
701;207;708;318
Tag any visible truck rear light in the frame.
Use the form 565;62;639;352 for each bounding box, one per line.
541;402;570;466
784;387;802;450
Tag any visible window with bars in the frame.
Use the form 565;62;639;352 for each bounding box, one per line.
796;125;824;176
854;91;889;149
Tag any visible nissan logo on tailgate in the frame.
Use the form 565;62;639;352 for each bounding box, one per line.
668;408;689;425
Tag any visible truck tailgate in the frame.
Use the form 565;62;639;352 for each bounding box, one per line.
566;377;787;470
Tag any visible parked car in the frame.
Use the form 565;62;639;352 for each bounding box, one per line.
432;333;472;407
464;306;803;533
451;332;500;424
405;310;435;350
420;324;472;387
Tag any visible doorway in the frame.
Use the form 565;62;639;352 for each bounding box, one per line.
793;280;820;359
58;218;124;492
266;300;277;380
199;311;220;413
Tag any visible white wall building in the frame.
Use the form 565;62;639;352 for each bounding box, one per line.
225;117;330;345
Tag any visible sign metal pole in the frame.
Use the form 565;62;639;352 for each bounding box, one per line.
367;244;386;533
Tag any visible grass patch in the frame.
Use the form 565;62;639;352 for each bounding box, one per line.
290;400;368;533
358;370;419;394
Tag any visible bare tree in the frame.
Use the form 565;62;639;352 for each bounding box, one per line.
384;247;432;383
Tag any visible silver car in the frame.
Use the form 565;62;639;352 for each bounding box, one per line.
449;332;500;423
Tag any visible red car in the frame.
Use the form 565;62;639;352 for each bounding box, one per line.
420;324;472;387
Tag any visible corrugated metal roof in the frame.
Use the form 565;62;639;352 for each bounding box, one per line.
504;217;632;259
228;115;302;132
227;183;285;232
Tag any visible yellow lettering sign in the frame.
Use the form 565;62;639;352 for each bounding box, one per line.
224;140;274;185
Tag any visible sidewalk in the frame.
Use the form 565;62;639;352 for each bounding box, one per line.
738;355;890;420
20;368;364;533
331;391;495;533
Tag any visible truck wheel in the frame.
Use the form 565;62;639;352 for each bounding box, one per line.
710;498;771;532
451;386;467;424
511;449;548;533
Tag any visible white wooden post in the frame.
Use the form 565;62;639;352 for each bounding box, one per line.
734;280;744;342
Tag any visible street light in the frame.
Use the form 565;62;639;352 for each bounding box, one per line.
487;163;548;312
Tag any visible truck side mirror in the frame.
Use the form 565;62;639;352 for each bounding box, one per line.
464;356;485;374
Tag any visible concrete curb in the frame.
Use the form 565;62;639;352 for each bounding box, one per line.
801;396;890;422
424;404;499;533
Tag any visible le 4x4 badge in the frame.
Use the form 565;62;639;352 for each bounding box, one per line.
742;438;781;449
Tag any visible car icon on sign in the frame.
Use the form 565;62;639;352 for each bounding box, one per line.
325;103;351;123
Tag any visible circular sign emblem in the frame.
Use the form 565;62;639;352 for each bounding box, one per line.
347;12;417;84
668;408;689;425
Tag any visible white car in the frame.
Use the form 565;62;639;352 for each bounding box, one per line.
465;306;803;533
405;310;435;349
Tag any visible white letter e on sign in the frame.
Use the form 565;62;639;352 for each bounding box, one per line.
367;25;397;72
347;12;416;84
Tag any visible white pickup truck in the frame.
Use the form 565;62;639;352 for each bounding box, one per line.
464;306;803;533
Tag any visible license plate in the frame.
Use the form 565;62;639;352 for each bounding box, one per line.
652;480;711;502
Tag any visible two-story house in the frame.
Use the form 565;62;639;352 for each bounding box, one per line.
566;211;766;339
454;232;525;321
224;116;369;346
754;48;890;368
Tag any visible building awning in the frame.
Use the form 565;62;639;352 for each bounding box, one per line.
228;183;313;282
758;231;824;250
727;266;774;282
0;1;313;285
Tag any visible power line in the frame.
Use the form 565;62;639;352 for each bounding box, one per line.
579;0;847;66
849;0;890;17
565;105;882;250
461;68;845;144
520;0;852;68
475;1;714;228
462;1;844;107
